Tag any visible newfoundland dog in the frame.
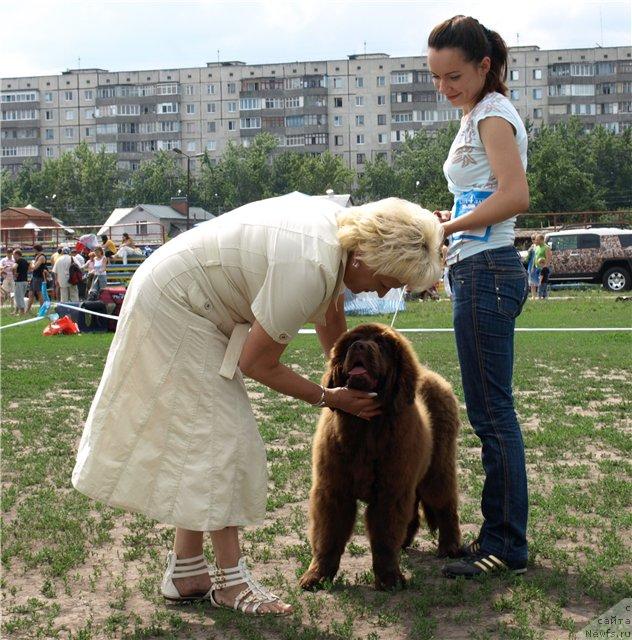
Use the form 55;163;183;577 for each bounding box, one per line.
299;323;462;591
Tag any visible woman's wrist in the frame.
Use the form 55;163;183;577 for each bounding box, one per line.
310;384;328;407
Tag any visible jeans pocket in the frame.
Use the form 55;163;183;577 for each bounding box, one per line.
494;271;528;319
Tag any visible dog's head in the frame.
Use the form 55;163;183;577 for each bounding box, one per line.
325;323;421;412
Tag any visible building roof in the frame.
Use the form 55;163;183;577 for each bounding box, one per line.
0;206;63;229
98;204;214;236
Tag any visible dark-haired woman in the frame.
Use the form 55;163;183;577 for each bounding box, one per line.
428;15;530;579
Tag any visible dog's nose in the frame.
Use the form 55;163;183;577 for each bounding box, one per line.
349;340;368;352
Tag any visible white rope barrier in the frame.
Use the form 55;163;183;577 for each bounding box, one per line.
56;303;119;320
298;327;632;334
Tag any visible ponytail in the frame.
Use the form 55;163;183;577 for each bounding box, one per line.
428;15;508;104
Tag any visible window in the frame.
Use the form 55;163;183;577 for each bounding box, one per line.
227;82;236;93
85;108;94;118
285;134;304;147
186;141;196;152
596;61;616;75
378;133;388;144
45;92;53;102
355;96;364;107
206;140;216;151
550;235;577;251
356;134;365;144
206;102;216;113
207;84;216;95
157;83;178;95
355;115;364;126
333;77;344;89
334;97;343;108
45;129;54;140
264;97;283;109
600;102;618;115
571;63;594;77
533;108;543;119
85;127;92;137
532;88;542;100
377;114;386;125
392;112;413;123
377;95;386;106
334;115;342;127
334;135;343;146
532;69;542;80
240;98;261;110
186;122;196;133
510;70;519;81
240;117;261;129
285;115;303;127
64;91;73;101
391;72;413;84
355;77;364;88
65;127;74;138
158;102;178;114
510;89;520;100
356;153;365;164
185;84;195;95
306;133;327;145
84;89;93;100
65;110;75;120
186;104;196;114
207;121;216;133
578;234;600;249
376;76;385;86
227;120;236;130
46;147;53;157
285;96;303;109
599;83;615;95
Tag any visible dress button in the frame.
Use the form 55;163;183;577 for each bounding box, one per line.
279;332;289;341
204;302;211;310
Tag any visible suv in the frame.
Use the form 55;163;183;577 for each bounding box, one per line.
545;227;632;292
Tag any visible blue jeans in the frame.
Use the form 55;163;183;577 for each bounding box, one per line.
449;246;529;565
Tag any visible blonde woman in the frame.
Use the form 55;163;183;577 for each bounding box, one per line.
72;192;442;615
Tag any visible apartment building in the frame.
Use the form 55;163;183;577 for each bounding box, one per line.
2;45;631;176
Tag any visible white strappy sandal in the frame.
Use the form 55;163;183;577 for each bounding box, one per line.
161;551;213;602
208;557;291;616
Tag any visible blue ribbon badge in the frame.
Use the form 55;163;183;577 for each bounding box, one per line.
453;190;493;241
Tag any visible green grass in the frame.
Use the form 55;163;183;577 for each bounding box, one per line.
1;293;631;639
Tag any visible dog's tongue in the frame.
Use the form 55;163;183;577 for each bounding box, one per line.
348;366;368;376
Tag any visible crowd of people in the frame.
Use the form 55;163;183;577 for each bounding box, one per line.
0;233;145;315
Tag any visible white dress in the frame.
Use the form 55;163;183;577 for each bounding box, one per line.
72;193;347;531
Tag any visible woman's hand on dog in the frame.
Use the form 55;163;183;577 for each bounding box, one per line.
433;210;451;222
325;387;382;420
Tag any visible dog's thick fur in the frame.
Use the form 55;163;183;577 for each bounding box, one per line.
299;323;461;591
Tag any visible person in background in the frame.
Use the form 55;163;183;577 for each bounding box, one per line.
53;247;79;303
12;249;29;316
26;244;47;313
71;248;87;299
537;257;550;299
88;247;108;298
525;233;539;299
114;232;143;266
0;249;16;310
428;15;530;579
83;251;96;294
101;235;117;258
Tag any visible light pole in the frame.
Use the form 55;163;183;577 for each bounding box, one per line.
173;148;204;230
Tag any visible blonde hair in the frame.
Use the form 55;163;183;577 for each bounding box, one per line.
337;198;443;291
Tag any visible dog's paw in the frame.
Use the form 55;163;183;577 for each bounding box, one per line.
374;569;406;591
437;541;461;558
299;569;326;591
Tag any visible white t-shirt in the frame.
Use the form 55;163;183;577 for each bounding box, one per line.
444;92;528;264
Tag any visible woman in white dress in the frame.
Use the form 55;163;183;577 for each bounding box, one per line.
72;193;443;615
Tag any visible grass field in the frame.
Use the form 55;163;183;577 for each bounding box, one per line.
1;292;631;639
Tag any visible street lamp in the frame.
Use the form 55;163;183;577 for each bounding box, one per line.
172;148;204;230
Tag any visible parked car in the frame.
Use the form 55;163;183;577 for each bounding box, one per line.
545;227;632;292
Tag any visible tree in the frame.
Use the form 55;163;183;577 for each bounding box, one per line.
120;151;186;208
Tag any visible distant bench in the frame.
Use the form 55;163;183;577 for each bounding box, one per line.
13;249;156;289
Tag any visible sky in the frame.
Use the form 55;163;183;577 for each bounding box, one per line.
2;0;631;79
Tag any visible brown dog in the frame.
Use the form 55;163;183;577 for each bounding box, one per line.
299;323;462;591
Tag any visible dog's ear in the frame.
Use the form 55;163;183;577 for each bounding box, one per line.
322;336;348;388
382;331;420;411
